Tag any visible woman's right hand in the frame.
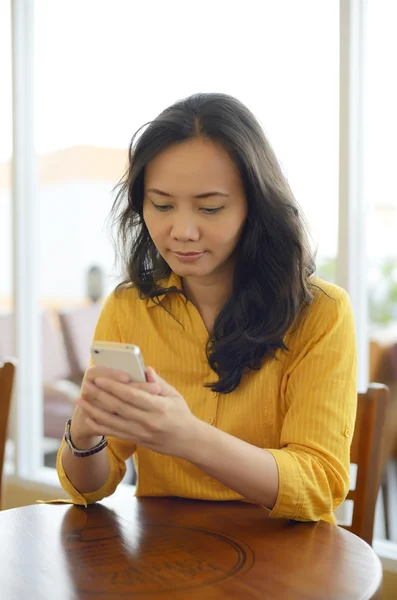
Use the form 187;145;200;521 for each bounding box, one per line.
69;405;104;450
69;366;161;449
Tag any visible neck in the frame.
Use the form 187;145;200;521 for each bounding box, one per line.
182;265;234;318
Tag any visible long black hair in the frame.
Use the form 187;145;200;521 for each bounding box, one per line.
111;93;316;393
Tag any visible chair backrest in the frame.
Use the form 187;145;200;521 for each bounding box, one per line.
58;303;102;380
343;384;389;544
370;341;397;462
0;360;16;509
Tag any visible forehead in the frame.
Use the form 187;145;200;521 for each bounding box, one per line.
144;137;242;191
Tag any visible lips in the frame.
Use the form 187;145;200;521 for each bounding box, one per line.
171;250;206;262
173;252;203;256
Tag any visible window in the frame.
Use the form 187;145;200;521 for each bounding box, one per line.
367;0;397;546
0;0;14;474
367;0;397;340
34;0;339;468
0;0;13;313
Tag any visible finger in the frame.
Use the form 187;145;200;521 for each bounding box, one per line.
84;416;132;441
81;380;102;403
77;397;130;432
146;367;177;396
86;365;131;384
81;383;136;419
83;379;159;401
93;378;158;410
127;380;161;394
145;367;157;384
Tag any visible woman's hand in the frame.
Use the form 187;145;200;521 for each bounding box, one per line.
76;366;198;460
70;366;159;448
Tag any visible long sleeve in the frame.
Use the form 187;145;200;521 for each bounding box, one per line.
56;291;137;505
267;288;358;521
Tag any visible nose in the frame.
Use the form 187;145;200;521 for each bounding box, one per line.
170;212;200;242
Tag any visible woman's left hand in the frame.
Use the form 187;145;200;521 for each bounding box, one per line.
76;367;198;460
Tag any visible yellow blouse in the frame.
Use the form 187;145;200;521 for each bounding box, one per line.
57;273;357;523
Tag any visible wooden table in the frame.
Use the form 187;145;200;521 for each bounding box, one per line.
0;490;382;599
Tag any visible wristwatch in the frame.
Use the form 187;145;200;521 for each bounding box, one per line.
64;419;108;458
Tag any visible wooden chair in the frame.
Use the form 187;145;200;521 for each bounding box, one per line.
342;384;389;545
369;340;397;539
0;360;16;509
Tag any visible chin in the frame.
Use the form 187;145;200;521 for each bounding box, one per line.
167;260;209;279
171;264;207;277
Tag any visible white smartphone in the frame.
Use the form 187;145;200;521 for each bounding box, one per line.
90;341;146;382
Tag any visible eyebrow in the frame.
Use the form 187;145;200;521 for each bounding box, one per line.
146;188;229;199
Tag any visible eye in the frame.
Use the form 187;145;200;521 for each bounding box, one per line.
201;207;224;214
152;203;172;212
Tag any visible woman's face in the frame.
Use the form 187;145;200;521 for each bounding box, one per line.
143;137;248;281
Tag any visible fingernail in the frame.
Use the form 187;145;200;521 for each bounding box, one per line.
119;373;130;383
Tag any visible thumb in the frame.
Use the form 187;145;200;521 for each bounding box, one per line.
145;367;178;396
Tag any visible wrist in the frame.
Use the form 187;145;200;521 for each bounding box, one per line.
181;416;213;464
69;424;102;451
71;435;103;451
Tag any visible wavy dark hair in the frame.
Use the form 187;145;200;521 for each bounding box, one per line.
111;93;316;394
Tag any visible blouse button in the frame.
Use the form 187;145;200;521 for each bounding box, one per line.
207;416;214;425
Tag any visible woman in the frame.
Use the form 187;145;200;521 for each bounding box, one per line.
57;93;357;523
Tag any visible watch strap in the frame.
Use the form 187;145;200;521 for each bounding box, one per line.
64;419;108;458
